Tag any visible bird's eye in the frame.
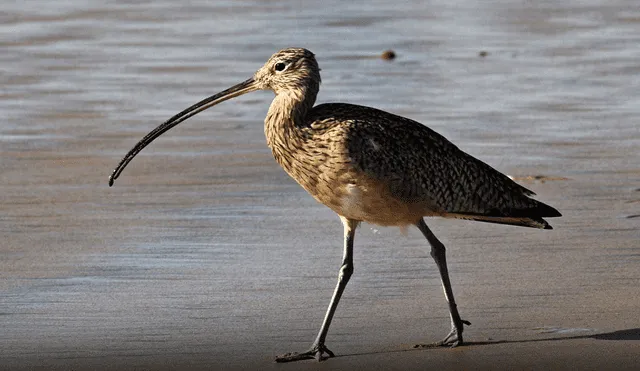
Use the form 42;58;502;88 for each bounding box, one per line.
274;62;287;72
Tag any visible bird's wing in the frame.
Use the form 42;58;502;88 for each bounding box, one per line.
310;103;557;220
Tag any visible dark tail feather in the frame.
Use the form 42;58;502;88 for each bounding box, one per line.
511;201;562;219
447;214;554;229
446;200;561;230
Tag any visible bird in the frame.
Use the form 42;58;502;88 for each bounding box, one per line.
108;47;561;363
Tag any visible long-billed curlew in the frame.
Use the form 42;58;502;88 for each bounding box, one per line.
109;48;561;362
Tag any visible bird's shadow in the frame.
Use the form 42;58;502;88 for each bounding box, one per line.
464;327;640;345
334;328;640;359
589;328;640;340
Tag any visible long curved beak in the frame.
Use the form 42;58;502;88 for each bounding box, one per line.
109;77;259;186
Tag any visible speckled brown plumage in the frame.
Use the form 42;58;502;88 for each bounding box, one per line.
260;49;559;229
108;47;561;363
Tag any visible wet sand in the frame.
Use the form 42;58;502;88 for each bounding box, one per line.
2;1;639;370
3;158;639;370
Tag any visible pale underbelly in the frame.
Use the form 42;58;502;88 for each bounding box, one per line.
312;182;438;226
276;155;438;226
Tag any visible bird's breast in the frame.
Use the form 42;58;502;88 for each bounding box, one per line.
265;123;436;226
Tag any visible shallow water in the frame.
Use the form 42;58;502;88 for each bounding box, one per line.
1;0;639;369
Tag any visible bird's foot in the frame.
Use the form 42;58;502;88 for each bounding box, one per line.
435;319;471;347
413;319;471;349
274;343;335;363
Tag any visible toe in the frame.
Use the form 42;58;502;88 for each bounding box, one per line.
275;344;335;363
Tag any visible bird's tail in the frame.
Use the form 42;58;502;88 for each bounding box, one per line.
445;201;562;230
446;214;553;229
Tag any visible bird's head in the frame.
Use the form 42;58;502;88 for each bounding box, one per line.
254;47;321;95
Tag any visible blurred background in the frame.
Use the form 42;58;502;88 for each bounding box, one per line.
1;1;639;369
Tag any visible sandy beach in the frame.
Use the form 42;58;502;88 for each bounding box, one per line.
2;1;639;370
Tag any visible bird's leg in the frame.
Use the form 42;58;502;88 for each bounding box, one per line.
416;219;471;348
275;217;358;363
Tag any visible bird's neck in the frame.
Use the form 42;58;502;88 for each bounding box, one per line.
264;84;318;171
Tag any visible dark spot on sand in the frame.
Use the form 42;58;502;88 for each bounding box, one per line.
381;50;396;60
